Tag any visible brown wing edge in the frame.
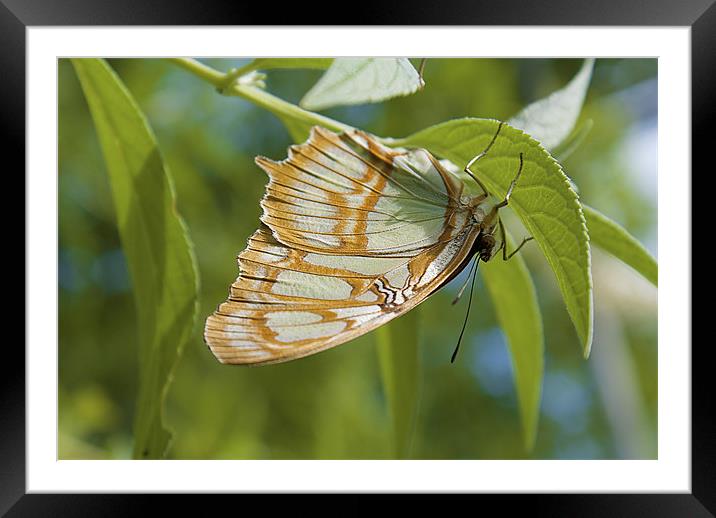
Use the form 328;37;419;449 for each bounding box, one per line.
204;226;481;366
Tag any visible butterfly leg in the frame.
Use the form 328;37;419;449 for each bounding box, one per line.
498;218;534;261
495;152;524;209
503;236;534;261
464;122;504;196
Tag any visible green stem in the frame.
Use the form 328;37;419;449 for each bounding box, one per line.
167;58;351;134
169;57;225;85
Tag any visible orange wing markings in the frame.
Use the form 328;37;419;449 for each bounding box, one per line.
205;223;481;365
307;129;446;204
256;126;467;256
340;129;465;204
260;211;446;237
204;127;482;365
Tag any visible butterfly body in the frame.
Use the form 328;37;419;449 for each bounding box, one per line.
204;126;504;365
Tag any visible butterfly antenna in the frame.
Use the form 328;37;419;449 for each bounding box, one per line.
417;58;427;88
451;257;480;364
452;254;478;305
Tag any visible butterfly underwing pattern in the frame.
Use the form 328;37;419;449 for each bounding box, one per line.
204;125;513;365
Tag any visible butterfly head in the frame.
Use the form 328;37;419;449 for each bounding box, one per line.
475;229;498;261
469;201;502;262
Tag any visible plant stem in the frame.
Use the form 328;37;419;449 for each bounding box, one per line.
168;57;225;85
167;58;351;134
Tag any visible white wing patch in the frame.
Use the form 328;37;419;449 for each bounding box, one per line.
304;253;408;276
274;321;348;343
272;271;353;300
384;265;411;289
266;311;323;326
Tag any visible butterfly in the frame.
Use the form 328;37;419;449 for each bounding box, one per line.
204;123;531;365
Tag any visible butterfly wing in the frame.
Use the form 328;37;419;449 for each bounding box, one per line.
204;127;480;365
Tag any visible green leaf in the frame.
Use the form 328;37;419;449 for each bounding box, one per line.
393;118;593;356
300;58;424;111
245;57;334;72
276;114;315;144
72;59;199;459
584;204;657;286
553;118;594;162
481;233;544;451
375;310;421;459
509;59;595;151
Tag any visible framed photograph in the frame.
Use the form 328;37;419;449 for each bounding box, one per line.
10;0;710;512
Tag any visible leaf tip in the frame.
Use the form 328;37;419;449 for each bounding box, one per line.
523;433;537;454
582;329;594;359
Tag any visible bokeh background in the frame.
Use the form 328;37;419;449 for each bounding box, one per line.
58;58;657;460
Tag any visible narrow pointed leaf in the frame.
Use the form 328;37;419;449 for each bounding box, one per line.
394;118;593;356
482;233;543;451
376;310;421;459
276;114;315;144
72;58;199;459
245;57;334;72
509;59;595;151
300;58;424;111
584;204;658;286
553;118;594;162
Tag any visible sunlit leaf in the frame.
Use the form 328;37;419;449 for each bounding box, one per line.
393;118;593;356
72;58;200;459
375;310;421;459
481;232;543;451
509;59;595;151
300;58;424;111
584;204;657;286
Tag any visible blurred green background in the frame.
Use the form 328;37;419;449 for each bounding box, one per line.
58;58;657;460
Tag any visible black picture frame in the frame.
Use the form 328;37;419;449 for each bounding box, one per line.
8;0;710;512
